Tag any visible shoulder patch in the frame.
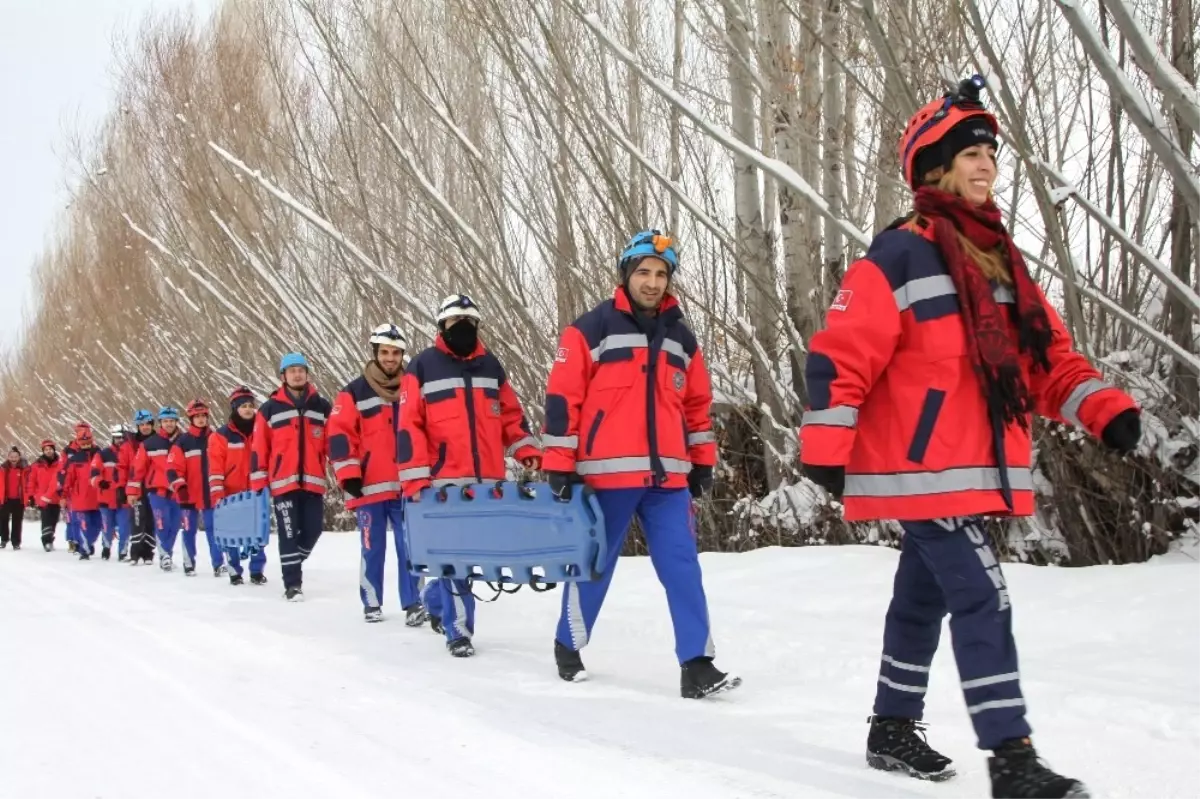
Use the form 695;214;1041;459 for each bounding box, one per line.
555;346;569;363
830;289;853;312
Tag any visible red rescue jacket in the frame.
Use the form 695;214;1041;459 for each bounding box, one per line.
328;373;404;509
130;429;182;500
800;222;1138;522
167;425;213;509
250;383;332;498
89;446;126;509
397;337;540;497
59;444;101;512
541;288;717;490
29;452;62;508
1;459;29;505
208;421;253;504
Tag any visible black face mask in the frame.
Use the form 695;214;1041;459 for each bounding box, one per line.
441;322;478;358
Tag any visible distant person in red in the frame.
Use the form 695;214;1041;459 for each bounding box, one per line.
250;353;333;601
799;76;1139;798
168;399;227;577
28;440;62;551
56;423;103;560
209;387;267;586
0;447;30;549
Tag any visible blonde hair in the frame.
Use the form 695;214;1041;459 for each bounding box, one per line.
914;168;1011;285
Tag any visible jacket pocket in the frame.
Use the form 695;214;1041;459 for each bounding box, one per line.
431;443;447;476
272;454;283;477
585;410;606;455
907;388;946;464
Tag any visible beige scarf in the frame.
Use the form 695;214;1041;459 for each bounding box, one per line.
363;360;401;403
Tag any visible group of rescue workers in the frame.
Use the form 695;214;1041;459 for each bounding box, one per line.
0;79;1143;799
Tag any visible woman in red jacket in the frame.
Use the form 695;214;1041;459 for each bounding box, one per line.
28;440;62;551
0;447;29;549
799;77;1138;799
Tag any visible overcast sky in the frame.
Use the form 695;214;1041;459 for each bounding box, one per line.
0;0;214;352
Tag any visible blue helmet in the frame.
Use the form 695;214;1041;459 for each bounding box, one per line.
618;229;679;275
279;352;310;373
133;409;154;426
157;406;180;421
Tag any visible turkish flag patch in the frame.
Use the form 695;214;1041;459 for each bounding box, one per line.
555;347;569;363
830;289;853;312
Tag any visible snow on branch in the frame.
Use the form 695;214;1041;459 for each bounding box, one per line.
1038;159;1200;315
1054;0;1200;215
575;9;872;252
207;142;434;325
1099;0;1200;134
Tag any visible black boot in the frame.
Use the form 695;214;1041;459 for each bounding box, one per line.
447;637;475;657
229;574;245;586
865;715;955;782
680;657;741;699
988;738;1089;798
555;640;587;682
404;604;428;627
284;586;304;601
101;547;111;561
249;573;267;585
429;615;443;634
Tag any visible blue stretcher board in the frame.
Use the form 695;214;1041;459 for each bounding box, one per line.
211;490;271;550
403;481;606;584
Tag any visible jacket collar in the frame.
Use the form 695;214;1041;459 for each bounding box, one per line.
435;334;487;361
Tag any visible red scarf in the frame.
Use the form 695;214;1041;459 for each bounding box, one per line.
913;187;1052;428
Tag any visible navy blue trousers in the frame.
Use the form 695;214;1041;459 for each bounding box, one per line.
873;517;1031;749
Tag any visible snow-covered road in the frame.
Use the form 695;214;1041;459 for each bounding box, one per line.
1;532;1196;798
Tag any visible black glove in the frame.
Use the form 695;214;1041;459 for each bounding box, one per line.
687;465;713;499
802;463;845;501
98;480;111;491
1101;409;1141;455
342;478;364;499
547;471;574;502
27;498;37;509
116;488;127;507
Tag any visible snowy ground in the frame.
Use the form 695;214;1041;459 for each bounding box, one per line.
1;530;1197;799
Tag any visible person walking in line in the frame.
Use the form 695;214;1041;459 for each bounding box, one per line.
799;76;1140;798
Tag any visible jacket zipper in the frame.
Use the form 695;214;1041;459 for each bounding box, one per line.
296;392;307;493
463;372;482;481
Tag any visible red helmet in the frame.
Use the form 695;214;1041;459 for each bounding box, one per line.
39;439;55;450
229;385;255;405
899;75;999;189
185;399;210;418
73;421;93;445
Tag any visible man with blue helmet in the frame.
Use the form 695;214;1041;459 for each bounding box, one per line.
250;352;333;601
130;407;186;570
126;410;157;564
541;229;737;698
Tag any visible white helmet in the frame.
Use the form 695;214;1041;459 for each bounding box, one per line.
435;294;481;326
108;423;125;439
368;323;407;350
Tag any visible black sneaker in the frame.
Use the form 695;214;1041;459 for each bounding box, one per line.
11;543;19;551
79;550;91;561
42;541;53;552
285;587;304;602
183;566;196;577
680;657;741;699
250;573;267;585
1;540;7;549
555;640;587;682
989;738;1089;798
364;606;384;623
101;547;111;561
118;553;128;562
866;715;955;782
447;637;475;658
404;604;428;627
229;574;245;586
213;567;222;578
429;615;444;634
